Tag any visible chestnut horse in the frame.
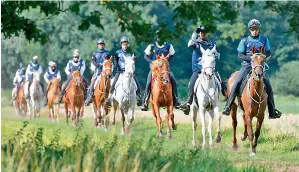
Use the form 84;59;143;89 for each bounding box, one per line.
46;78;61;122
13;83;27;116
150;54;177;138
227;46;267;156
92;57;113;130
63;71;85;127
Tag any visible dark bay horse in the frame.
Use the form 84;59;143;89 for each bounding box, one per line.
150;54;177;138
63;71;85;127
227;46;267;156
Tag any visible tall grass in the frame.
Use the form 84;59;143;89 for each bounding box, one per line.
1;120;268;172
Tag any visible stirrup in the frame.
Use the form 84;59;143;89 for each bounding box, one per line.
141;104;149;111
222;106;231;116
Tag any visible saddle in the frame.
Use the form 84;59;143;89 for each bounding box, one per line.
113;73;137;94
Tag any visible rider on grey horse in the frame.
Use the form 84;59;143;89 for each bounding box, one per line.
44;61;61;106
105;36;142;107
12;63;26;100
57;49;88;103
140;29;181;111
180;25;225;115
24;56;45;99
85;38;111;106
222;19;282;119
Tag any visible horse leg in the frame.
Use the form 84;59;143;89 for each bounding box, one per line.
214;106;222;143
166;106;171;139
153;103;162;137
245;114;255;156
103;104;109;131
91;103;97;127
253;115;264;155
55;104;60;122
192;105;198;146
127;106;135;135
208;109;215;149
231;104;238;150
112;101;118;125
169;104;176;130
26;99;31;119
199;107;206;148
120;108;125;135
97;104;102;128
150;103;159;135
64;102;69;125
241;113;248;141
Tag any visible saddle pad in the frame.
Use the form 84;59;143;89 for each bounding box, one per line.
115;73;137;90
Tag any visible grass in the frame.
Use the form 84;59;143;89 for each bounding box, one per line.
2;106;299;171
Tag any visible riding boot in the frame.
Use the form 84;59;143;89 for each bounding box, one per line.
169;72;181;109
44;91;48;106
25;81;31;99
85;88;94;106
141;90;150;111
180;93;193;115
264;78;282;119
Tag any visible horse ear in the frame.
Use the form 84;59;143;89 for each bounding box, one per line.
109;55;113;61
260;45;265;54
252;46;257;54
211;45;217;53
165;53;170;59
200;45;205;54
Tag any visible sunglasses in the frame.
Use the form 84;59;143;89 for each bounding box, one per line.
250;27;260;31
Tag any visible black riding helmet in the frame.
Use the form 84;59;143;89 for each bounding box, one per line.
196;25;206;34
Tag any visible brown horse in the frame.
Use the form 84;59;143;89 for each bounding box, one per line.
92;57;113;129
13;83;27;116
150;54;176;138
46;78;61;122
227;46;267;156
63;71;85;127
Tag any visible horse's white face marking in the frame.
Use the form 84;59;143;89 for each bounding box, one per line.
124;56;135;75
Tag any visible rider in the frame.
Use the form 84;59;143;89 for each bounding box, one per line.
140;29;181;111
222;19;282;119
85;38;111;106
57;49;87;103
43;61;61;106
105;36;143;106
180;25;224;115
24;56;45;99
12;63;26;100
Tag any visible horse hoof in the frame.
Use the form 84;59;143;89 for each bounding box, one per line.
172;124;177;130
215;135;221;143
112;121;115;125
157;132;163;137
241;135;247;141
232;144;238;150
104;128;108;132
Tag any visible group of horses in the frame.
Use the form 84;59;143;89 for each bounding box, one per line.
12;45;268;156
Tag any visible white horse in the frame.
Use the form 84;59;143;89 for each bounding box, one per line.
24;71;43;119
192;45;222;148
111;55;137;135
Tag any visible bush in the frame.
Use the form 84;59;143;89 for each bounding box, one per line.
272;61;299;97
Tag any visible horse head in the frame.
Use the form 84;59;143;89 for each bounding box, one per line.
102;56;113;78
32;71;41;82
152;53;170;84
251;45;266;81
124;54;136;77
72;70;83;86
200;45;217;80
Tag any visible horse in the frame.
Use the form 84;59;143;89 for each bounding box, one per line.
46;78;61;122
150;53;177;138
111;55;136;135
91;56;113;130
12;82;27;116
191;45;222;149
25;71;43;119
227;46;267;156
63;70;85;127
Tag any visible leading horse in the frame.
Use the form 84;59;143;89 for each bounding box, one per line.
92;56;113;130
150;54;177;138
63;70;85;127
227;46;267;156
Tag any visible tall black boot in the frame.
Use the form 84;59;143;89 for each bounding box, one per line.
141;91;150;111
85;88;94;106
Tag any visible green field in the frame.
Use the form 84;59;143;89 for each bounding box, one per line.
1;105;299;171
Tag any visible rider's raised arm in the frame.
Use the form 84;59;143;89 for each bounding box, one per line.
144;44;154;63
187;32;198;48
80;60;86;76
168;44;175;62
65;61;71;76
44;72;49;83
57;71;61;81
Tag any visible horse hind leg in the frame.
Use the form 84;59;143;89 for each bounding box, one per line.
199;107;206;149
231;104;238;150
192;105;198;146
214;106;222;143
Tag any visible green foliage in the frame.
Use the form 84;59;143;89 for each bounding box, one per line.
272;61;299;97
